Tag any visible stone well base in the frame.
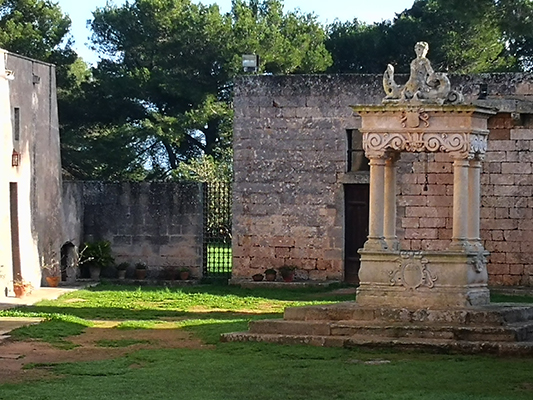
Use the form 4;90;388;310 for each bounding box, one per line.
222;302;533;355
357;250;490;308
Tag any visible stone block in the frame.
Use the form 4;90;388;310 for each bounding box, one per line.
488;129;511;140
420;239;450;251
491;230;504;241
480;218;517;230
520;241;533;253
426;196;452;207
488;263;510;275
494;185;530;197
510;129;533;140
316;260;332;270
424;161;451;174
507;253;529;264
404;228;439;240
487;162;502;173
490;175;514;185
518;220;533;230
502;163;532;175
402;218;419;228
428;174;454;185
489;252;506;263
504;230;528;242
419;218;446;228
510;263;524;275
516;140;531;151
275;247;291;258
309;269;329;280
488;140;516;151
502;275;522;285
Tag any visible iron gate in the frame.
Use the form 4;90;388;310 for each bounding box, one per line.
202;181;232;278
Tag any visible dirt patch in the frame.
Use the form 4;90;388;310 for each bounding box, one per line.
0;324;209;384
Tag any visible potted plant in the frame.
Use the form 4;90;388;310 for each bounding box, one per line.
41;258;61;287
13;275;32;298
279;265;296;282
116;262;129;280
179;267;190;280
264;268;277;281
80;241;114;281
135;262;147;279
252;273;264;281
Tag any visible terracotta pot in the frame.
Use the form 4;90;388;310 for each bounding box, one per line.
252;274;264;282
179;271;190;280
46;276;61;287
135;269;147;280
265;273;276;282
117;270;127;280
282;273;294;283
13;284;28;298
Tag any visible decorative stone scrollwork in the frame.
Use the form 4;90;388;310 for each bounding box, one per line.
363;131;488;159
470;253;488;273
389;252;437;290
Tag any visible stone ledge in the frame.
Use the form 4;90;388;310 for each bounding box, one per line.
221;332;533;356
228;279;343;289
490;286;533;297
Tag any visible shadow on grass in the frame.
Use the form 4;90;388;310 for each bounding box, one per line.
2;305;282;322
88;282;356;301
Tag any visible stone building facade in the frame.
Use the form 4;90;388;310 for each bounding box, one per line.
0;50;63;295
232;73;533;286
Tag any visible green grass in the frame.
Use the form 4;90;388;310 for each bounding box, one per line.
0;284;532;399
206;242;232;273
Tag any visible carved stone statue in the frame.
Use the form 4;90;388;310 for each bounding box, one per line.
383;41;463;104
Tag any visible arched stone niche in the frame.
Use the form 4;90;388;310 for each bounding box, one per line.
350;104;495;308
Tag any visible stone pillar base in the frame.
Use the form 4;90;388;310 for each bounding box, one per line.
356;249;490;308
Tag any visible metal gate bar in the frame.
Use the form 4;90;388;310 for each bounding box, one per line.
202;181;232;278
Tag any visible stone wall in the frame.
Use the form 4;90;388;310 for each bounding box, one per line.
233;73;533;285
63;181;204;278
0;50;62;295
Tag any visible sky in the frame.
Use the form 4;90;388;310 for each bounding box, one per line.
56;0;415;65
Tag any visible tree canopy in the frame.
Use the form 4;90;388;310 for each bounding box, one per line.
4;0;533;181
61;0;331;181
326;0;533;74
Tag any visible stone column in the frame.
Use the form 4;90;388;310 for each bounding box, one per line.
451;158;470;250
384;153;399;250
365;157;387;250
468;158;482;250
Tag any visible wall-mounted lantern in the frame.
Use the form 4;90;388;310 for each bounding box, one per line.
11;149;19;167
242;54;259;73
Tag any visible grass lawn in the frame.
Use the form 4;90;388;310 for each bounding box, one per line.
206;242;232;274
0;284;533;399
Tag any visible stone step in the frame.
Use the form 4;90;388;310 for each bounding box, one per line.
220;331;533;356
331;320;533;342
283;302;533;325
249;319;533;342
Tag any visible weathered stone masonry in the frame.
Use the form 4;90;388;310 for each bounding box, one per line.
232;74;533;286
63;181;203;278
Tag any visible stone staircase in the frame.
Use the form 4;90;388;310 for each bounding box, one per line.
221;302;533;355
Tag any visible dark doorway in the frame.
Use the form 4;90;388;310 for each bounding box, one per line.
9;182;21;280
344;184;369;284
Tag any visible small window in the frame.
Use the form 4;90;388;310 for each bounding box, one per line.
13;107;20;141
346;129;369;172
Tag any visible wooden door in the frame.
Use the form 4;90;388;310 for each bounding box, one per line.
10;183;21;280
344;184;369;284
